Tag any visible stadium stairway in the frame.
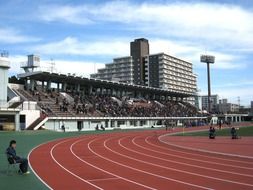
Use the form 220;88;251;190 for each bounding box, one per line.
26;113;48;130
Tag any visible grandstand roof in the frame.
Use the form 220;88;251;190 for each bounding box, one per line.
18;71;194;98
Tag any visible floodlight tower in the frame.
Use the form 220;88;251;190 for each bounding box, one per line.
200;55;215;113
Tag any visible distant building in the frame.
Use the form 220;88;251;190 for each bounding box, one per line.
91;38;197;96
145;53;197;94
201;95;219;112
90;56;134;84
251;101;253;113
195;95;202;110
218;99;239;114
130;38;149;86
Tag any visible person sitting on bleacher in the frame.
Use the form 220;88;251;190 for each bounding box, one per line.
6;140;30;174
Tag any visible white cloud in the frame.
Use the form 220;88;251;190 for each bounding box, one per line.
150;39;244;70
9;55;27;74
0;28;40;44
35;1;252;71
41;59;104;77
8;54;104;78
38;5;92;25
31;37;129;56
28;36;243;70
38;1;253;50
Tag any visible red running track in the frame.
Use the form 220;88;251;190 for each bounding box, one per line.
29;127;253;190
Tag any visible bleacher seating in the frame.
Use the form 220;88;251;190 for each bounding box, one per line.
16;87;200;118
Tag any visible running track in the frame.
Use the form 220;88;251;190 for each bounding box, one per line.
29;127;253;190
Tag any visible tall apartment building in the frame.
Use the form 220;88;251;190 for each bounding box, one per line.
91;38;197;96
145;53;197;94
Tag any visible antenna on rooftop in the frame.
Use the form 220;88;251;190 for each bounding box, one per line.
0;50;9;57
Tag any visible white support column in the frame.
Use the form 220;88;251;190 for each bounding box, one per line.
15;113;20;131
47;80;52;90
62;82;67;91
76;84;80;92
108;120;111;128
30;79;35;91
126;120;131;127
57;83;60;92
89;86;93;95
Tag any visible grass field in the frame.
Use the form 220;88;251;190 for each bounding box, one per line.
176;126;253;136
0;130;113;190
0;128;158;190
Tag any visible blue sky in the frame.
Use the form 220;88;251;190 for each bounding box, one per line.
0;0;252;106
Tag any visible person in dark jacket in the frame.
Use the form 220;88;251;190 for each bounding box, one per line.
6;140;29;174
209;126;216;139
231;126;238;139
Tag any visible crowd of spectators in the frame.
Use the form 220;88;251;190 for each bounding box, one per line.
66;93;200;117
23;88;201;118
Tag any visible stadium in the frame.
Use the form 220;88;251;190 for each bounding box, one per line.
2;0;253;182
1;35;253;190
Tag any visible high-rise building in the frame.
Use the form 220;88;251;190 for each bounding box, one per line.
91;38;197;96
130;38;149;85
145;53;197;94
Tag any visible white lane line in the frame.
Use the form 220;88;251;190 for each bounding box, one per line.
28;142;54;190
70;138;157;190
90;136;213;190
159;135;253;160
159;131;253;161
145;136;253;169
121;136;253;185
50;138;104;190
87;177;120;182
122;136;253;178
110;136;253;188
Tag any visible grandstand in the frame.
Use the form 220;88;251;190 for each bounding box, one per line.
2;52;249;132
10;70;205;131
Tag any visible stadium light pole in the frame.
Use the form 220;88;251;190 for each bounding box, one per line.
200;55;215;113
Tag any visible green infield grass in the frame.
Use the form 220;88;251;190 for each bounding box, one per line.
175;126;253;137
0;128;157;190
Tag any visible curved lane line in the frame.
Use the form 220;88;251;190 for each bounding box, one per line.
145;136;253;168
28;143;54;190
106;136;253;188
159;131;253;160
70;137;158;190
119;136;253;178
50;138;104;190
90;136;214;190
